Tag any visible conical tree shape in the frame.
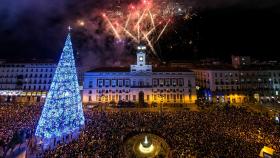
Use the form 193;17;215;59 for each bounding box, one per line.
35;33;85;139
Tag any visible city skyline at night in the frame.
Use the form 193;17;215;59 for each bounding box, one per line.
1;0;280;157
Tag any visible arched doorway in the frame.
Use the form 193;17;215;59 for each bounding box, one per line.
139;91;144;105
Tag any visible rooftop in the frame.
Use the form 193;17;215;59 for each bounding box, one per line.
88;67;130;72
87;66;193;73
193;65;280;71
0;59;56;64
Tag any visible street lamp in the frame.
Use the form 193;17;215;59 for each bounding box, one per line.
158;93;164;113
99;93;105;111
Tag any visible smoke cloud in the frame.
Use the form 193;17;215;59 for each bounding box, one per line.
0;0;279;70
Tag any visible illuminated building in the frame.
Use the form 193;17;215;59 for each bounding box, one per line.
35;32;84;140
0;62;56;103
83;46;197;105
193;66;280;104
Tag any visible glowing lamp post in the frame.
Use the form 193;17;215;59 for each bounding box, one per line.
99;93;106;111
158;93;164;112
275;115;279;124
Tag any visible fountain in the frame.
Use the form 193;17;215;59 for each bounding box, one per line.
139;136;154;154
123;133;170;157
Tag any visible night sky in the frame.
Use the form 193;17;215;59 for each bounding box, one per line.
0;0;280;66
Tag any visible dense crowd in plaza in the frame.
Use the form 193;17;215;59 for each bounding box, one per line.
0;103;42;156
1;103;280;157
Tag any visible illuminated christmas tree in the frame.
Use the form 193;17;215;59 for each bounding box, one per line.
35;31;85;140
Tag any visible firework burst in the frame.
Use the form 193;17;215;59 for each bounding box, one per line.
102;0;195;57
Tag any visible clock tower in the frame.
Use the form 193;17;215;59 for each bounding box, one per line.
130;45;152;73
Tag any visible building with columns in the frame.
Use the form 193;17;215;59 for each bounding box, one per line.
83;46;197;106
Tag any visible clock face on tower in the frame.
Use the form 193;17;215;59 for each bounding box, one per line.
139;56;143;62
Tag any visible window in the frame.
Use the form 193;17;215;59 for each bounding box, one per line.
105;80;110;87
133;95;136;101
159;79;164;86
98;80;103;87
172;79;177;86
125;80;130;87
178;79;184;86
133;81;136;86
153;79;158;86
89;90;92;94
118;80;123;87
146;82;150;86
165;79;170;86
220;79;224;84
188;80;192;87
112;80;117;87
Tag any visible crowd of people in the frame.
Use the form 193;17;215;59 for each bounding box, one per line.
1;103;280;157
0;103;42;156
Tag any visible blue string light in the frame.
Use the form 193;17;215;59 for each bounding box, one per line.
35;33;85;139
